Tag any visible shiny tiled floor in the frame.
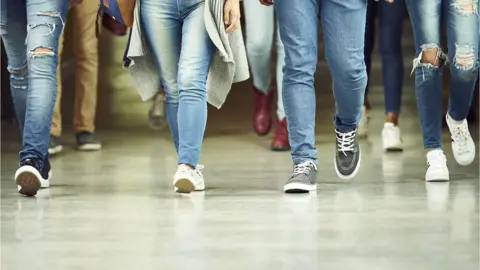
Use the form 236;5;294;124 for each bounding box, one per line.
1;102;479;269
1;20;479;269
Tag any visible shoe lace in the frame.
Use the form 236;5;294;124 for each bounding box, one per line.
20;158;41;170
293;161;316;176
428;151;447;168
450;122;471;152
195;164;204;176
336;129;356;155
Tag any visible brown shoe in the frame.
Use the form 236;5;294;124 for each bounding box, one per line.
253;85;273;135
271;117;290;151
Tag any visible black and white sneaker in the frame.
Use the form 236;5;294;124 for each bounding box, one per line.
284;160;317;193
15;158;52;196
76;131;102;151
334;129;361;180
48;135;63;155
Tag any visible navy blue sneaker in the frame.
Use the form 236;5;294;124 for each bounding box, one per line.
76;131;102;151
15;157;51;196
48;135;63;155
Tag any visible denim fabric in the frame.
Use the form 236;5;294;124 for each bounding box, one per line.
275;0;367;164
0;0;69;166
243;0;286;119
141;0;215;167
406;0;479;149
364;0;406;113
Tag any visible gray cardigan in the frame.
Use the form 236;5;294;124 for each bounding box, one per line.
124;0;250;109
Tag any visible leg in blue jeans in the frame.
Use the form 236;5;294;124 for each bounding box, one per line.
445;0;479;121
378;0;405;114
405;0;444;149
406;0;478;149
1;0;68;166
364;0;377;100
364;0;406;114
0;0;28;132
141;0;214;168
275;0;319;165
321;0;367;132
275;0;367;164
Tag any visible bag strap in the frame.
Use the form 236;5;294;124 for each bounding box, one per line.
96;5;103;39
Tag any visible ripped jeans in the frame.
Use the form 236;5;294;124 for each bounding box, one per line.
406;0;479;149
0;0;68;165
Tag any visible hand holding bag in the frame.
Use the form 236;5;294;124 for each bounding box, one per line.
97;0;136;36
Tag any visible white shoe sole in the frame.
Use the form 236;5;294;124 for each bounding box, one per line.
452;148;475;167
426;168;450;182
384;143;404;152
426;172;450;182
15;166;46;196
48;145;63;155
42;170;52;188
334;151;362;180
284;182;317;193
77;144;102;151
174;186;205;193
426;176;450;182
173;172;196;194
174;179;195;193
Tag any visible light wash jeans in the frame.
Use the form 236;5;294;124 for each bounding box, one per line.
406;0;479;149
275;0;367;164
0;0;68;167
141;0;215;168
243;0;285;119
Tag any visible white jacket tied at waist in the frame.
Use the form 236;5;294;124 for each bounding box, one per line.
125;0;250;109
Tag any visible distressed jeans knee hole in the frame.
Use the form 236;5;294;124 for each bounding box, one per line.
28;47;55;58
451;0;479;15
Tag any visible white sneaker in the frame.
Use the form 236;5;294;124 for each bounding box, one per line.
173;164;205;194
381;122;403;151
192;165;205;191
15;159;51;196
445;113;476;166
425;149;450;182
357;106;369;138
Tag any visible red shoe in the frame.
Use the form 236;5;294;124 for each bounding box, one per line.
271;118;290;151
253;85;273;135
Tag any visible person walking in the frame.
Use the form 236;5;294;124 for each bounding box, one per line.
243;0;289;151
49;0;101;155
405;0;478;181
358;0;406;153
260;0;394;193
1;0;82;196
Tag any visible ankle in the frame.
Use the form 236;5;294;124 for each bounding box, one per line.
363;99;371;110
179;164;194;170
385;112;399;125
447;113;464;125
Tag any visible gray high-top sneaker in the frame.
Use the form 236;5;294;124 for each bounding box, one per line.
284;160;317;193
334;129;361;180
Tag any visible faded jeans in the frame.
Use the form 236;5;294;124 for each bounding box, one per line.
406;0;479;149
0;0;68;166
243;0;286;119
275;0;367;164
141;0;215;167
